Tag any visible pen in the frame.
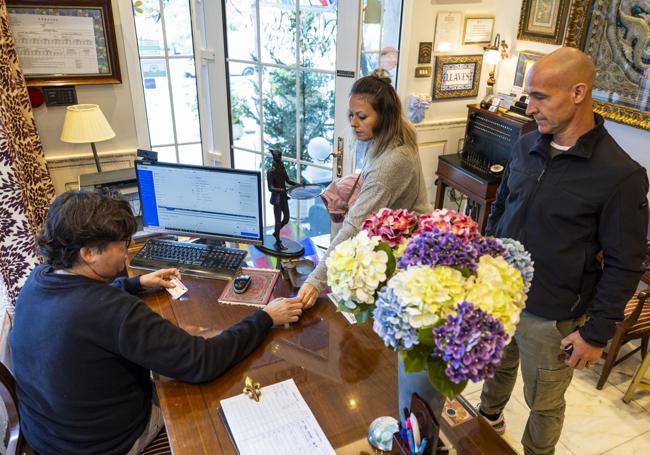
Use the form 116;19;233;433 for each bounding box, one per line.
417;437;427;454
406;427;416;453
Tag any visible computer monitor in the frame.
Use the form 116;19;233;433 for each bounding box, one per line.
134;160;264;245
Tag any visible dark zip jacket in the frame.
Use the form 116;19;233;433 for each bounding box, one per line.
10;265;273;455
486;114;648;347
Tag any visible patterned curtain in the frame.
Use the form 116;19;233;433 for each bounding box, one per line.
0;1;55;313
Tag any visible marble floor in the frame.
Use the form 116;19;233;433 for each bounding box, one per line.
462;343;650;455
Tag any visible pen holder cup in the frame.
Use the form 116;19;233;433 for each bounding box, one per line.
391;392;448;455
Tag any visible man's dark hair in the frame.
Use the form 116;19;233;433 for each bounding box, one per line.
38;190;137;269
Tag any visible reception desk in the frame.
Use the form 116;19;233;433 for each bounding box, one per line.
129;239;516;454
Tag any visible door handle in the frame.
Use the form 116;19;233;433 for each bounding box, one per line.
335;137;343;177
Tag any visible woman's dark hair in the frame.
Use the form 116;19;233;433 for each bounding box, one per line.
38;190;137;269
349;68;417;156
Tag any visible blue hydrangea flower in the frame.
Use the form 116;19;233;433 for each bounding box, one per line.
433;301;509;384
498;238;535;292
372;287;419;351
397;231;477;271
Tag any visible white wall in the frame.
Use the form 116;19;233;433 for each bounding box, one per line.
401;0;650;175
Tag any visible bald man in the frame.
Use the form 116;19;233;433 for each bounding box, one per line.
478;48;648;454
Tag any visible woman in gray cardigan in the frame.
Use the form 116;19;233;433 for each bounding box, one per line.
297;69;432;308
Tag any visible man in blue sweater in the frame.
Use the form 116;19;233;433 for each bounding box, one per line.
10;190;303;454
478;48;648;454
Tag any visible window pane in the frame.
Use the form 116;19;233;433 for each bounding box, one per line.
362;23;381;52
134;0;164;57
233;149;269;225
262;67;297;158
141;59;175;145
225;0;258;62
153;145;177;163
164;0;193;56
301;72;334;164
360;52;378;77
230;62;261;152
169;58;201;143
178;143;202;165
260;1;296;65
300;4;336;69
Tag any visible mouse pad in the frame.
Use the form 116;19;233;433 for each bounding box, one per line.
218;268;281;307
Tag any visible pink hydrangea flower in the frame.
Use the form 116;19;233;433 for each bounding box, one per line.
416;209;480;243
361;208;418;247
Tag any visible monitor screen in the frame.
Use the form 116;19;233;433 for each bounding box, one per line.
135;161;264;245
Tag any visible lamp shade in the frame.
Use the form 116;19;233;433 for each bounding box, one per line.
60;104;115;144
483;49;501;65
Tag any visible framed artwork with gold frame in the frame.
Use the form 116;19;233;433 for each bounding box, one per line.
432;55;482;99
517;0;570;44
7;0;121;86
513;50;545;89
564;0;650;131
462;16;494;44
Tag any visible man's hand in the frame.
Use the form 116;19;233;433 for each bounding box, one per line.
561;330;603;370
297;283;319;309
263;297;303;325
139;268;181;290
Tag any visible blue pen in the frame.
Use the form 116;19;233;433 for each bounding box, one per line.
406;428;416;453
417;437;427;454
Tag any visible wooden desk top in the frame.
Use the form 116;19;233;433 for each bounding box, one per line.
129;240;516;455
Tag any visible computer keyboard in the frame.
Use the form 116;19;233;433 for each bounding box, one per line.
129;238;247;280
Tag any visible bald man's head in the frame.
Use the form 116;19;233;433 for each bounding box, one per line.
528;47;595;90
524;47;597;141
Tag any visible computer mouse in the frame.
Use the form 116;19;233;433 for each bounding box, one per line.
233;274;252;294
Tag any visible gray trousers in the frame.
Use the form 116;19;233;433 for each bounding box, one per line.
480;310;586;455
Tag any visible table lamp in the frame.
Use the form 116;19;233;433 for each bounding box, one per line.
481;33;509;107
60;104;115;172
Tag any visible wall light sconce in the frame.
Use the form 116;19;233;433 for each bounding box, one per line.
481;33;509;107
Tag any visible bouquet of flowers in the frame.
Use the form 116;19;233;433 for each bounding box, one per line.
327;208;534;398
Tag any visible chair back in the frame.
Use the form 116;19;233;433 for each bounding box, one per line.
622;290;649;331
0;361;31;455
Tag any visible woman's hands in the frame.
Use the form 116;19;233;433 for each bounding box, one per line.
297;283;319;309
139;268;181;290
263;297;303;325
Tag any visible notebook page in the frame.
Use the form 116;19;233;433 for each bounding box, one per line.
220;379;335;455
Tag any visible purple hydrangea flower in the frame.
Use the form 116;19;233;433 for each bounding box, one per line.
372;287;419;351
471;236;505;258
433;301;509;384
397;231;478;271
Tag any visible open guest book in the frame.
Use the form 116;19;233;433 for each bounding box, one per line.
218;267;280;307
219;379;335;454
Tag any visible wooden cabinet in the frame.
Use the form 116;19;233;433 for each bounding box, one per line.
434;104;537;233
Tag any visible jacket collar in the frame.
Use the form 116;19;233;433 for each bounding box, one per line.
529;113;606;159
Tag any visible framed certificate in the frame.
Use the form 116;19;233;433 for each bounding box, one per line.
434;11;462;52
7;0;121;86
463;17;494;44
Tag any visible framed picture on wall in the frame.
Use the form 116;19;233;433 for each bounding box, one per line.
517;0;570;44
513;50;545;89
432;55;482;99
7;0;121;86
462;16;494;44
565;0;650;131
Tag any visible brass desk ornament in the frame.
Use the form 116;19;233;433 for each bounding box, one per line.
243;376;261;402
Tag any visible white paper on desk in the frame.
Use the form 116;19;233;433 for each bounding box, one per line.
220;379;335;455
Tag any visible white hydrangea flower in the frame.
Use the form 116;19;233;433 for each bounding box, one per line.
326;231;388;306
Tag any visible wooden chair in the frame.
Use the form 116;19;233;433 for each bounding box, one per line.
596;290;650;389
0;361;34;455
